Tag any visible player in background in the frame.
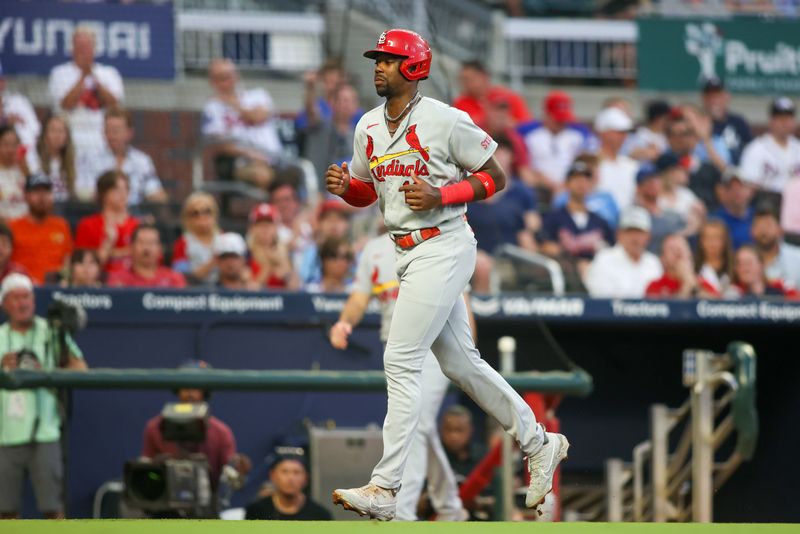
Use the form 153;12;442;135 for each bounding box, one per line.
329;226;473;521
325;29;569;521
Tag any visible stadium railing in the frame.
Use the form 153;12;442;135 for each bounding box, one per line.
177;8;325;72
501;17;638;89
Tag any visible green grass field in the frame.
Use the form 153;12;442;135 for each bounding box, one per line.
2;521;800;534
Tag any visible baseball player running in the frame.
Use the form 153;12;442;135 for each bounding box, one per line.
330;229;470;521
327;29;569;521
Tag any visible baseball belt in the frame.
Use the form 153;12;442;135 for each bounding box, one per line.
392;227;441;249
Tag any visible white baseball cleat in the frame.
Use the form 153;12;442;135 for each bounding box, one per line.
525;431;570;511
332;483;398;521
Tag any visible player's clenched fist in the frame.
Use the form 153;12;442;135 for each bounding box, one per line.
399;172;441;211
326;162;351;196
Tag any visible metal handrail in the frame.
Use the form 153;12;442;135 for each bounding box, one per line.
494;244;566;296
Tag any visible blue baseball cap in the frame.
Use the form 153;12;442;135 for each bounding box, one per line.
636;164;660;185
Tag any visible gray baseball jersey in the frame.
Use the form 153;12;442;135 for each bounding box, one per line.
348;97;498;234
352;233;398;343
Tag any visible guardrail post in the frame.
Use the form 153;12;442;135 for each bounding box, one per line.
650;403;671;522
690;350;714;522
498;335;516;521
605;458;626;522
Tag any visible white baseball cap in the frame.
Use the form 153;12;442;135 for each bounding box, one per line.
619;206;652;232
594;107;634;133
0;273;34;302
213;232;247;257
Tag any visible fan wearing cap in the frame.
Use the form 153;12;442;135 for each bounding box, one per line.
701;77;752;165
246;204;297;290
654;153;706;237
106;224;186;288
0;273;86;519
245;449;331;521
585;206;663;298
625;100;671;163
633;164;686;254
710;167;755;250
452;60;531;130
9;174;73;285
519;90;595;196
213;232;253;291
0;61;40;152
172;192;220;286
740;97;800;214
594;107;640;213
540;156;615;277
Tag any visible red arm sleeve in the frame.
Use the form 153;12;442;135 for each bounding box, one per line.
341;178;377;207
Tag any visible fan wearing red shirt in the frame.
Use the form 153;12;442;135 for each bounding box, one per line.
246;203;297;289
74;169;138;273
107;224;186;288
646;233;718;298
452;60;531;129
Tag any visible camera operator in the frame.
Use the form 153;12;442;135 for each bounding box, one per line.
140;361;251;495
0;273;87;519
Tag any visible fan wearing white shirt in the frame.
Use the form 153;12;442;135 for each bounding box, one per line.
77;108;166;205
48;27;124;157
594;107;639;213
654;153;705;236
740;97;800;202
519;91;595;196
0;62;40;151
625;100;671;163
585;206;663;298
201;59;283;188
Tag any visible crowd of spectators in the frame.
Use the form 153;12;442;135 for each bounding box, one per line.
0;25;798;302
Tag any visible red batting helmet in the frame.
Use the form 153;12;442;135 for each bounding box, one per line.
363;29;432;81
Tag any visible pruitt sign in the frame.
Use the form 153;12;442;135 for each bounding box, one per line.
638;17;800;93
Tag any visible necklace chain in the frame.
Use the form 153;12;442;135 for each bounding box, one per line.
384;92;421;123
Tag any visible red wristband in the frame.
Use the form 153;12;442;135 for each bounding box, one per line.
341;178;378;207
440;180;475;206
473;171;497;198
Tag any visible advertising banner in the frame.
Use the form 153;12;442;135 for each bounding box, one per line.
638;17;800;93
0;0;174;79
